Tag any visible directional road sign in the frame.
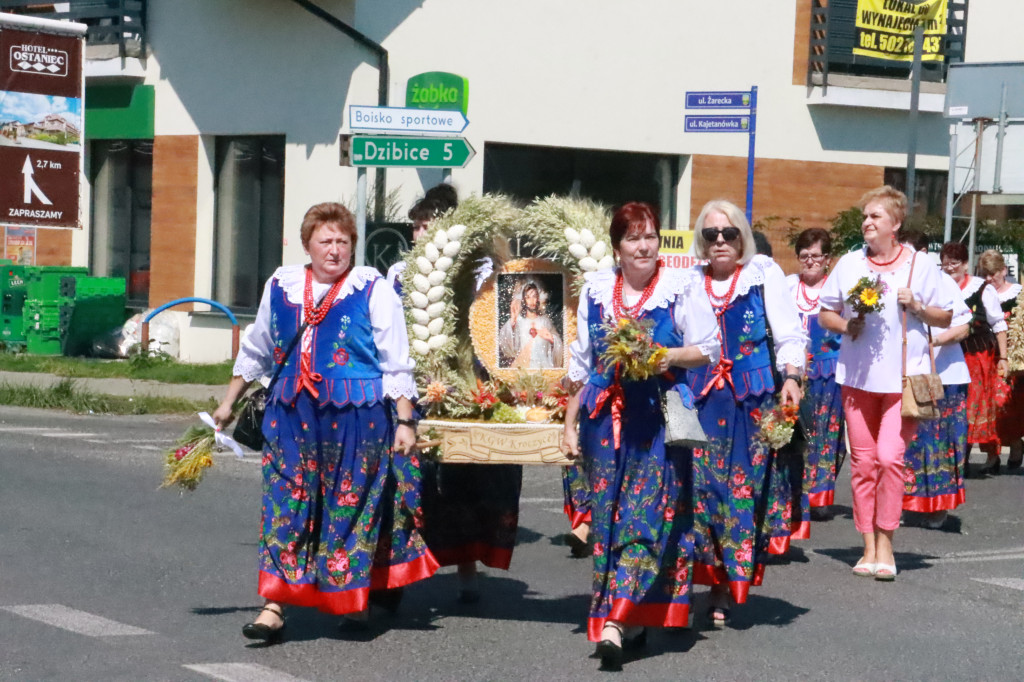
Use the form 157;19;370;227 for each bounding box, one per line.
684;115;751;133
348;105;469;135
344;135;475;168
685;91;752;109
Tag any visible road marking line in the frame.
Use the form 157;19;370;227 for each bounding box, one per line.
0;427;99;438
0;426;54;432
183;663;311;682
2;604;154;636
929;546;1024;558
926;552;1024;565
519;497;564;504
39;432;100;439
972;577;1024;591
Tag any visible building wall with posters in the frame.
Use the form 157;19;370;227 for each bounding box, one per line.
19;0;1022;361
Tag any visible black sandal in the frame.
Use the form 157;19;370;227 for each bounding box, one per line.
242;604;285;643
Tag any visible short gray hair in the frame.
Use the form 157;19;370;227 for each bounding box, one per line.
692;199;757;265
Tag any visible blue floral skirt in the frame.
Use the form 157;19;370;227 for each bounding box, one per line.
802;373;845;509
580;383;691;641
903;384;967;512
691;387;791;603
257;392;438;614
562;464;592;529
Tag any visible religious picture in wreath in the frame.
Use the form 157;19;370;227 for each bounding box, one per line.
496;272;565;369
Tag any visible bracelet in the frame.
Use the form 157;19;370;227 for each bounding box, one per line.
783;373;803;387
396;418;418;428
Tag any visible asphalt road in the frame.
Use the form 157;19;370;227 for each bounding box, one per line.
1;405;1022;681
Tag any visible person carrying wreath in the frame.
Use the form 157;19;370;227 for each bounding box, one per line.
561;201;720;671
979;249;1021;470
213;202;437;642
786;228;845;525
819;186;953;581
686;199;807;625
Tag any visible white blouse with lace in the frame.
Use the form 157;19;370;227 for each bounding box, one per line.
232;264;418;401
567;266;721;383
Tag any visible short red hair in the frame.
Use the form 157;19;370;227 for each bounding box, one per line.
609;202;660;252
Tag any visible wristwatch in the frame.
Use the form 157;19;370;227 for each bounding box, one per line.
396;418;418;429
783;373;803;387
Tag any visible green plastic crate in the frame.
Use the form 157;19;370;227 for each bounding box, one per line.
25;266;88;305
25;331;63;356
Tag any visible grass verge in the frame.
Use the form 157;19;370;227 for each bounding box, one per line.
0;353;233;384
0;379;217;415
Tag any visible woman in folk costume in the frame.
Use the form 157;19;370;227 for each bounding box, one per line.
940;242;1009;475
213;202;436;642
392;186;521;604
979;249;1023;470
786;228;845;525
561;202;719;670
899;230;971;529
685;200;807;625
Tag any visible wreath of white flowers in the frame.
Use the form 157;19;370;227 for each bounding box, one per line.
399;194;614;416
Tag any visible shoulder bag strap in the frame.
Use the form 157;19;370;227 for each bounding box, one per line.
263;286;333;392
900;252;938;377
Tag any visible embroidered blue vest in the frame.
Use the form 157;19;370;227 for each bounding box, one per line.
580;293;684;413
269;277;384;407
687;285;775;400
803;311;840;379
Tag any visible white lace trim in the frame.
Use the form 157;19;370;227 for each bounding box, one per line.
568;364;589;382
775;343;807;371
997;282;1022;303
274;264;382;305
959;275;984;298
585;266;698;316
686;254;776;302
233;353;270;383
383;373;419;401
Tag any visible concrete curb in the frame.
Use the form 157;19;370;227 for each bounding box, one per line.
0;371;222;403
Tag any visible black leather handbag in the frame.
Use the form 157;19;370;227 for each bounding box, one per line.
233;323;307;451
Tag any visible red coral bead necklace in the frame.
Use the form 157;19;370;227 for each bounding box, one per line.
304;265;350;326
796;277;824;313
613;263;660;319
704;265;742;316
866;244;904;268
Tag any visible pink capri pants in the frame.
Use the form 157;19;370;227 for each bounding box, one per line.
841;386;917;533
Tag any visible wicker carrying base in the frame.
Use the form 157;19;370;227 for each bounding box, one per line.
417;419;572;465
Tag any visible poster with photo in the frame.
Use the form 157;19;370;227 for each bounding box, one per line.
5;225;35;265
496;272;566;369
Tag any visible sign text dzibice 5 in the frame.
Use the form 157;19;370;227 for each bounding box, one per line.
344;135;475;168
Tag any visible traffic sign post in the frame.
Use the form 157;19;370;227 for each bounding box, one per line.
685;87;758;223
341;134;475;168
348;105;469;135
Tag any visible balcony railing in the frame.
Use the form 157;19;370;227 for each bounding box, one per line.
0;1;146;58
807;0;968;94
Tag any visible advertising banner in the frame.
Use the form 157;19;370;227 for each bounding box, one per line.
853;0;947;62
0;19;85;229
4;225;35;264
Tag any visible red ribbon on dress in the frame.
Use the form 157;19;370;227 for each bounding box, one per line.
296;346;322;399
590;367;625;449
699;358;735;398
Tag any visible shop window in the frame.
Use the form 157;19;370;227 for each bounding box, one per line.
884;168;948;218
483;143;678;227
213;136;285;311
89;139;152;305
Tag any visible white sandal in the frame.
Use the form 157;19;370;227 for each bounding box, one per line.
873;563;897;581
852;559;876;577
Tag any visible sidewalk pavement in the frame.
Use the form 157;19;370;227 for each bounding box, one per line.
0;371;222;403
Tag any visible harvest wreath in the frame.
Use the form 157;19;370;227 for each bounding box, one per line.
399;194;614;463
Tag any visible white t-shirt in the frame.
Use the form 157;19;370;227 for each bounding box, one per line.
959;275;1008;333
932;272;971;385
819;247;955;393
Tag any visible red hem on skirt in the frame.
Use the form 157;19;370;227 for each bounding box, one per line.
431;542;513;570
807;490;835;508
903;489;966;512
370;550;440;590
587;600;690;641
790;520;811;540
563;505;592;530
768;535;790;555
691;562;765;604
258;571;368;615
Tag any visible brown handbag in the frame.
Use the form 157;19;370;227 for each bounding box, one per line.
900;252;944;420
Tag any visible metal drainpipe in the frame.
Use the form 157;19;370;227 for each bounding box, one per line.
290;0;388;222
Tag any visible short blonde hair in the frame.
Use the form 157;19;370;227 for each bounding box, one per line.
859;185;907;227
692;199;757;265
977;249;1006;276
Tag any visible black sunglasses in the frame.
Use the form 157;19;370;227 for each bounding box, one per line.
701;226;741;243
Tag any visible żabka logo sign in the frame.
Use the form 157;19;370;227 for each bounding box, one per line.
10;44;68;77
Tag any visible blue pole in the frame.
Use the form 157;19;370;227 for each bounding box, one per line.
745;86;758;224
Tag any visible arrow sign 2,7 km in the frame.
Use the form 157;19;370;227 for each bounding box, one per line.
344;135;475;168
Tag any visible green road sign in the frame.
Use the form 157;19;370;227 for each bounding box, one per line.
344;135;475;168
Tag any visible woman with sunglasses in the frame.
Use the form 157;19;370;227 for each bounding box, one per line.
686;200;807;625
561;202;720;670
786;228;845;527
941;243;1009;475
819;186;953;581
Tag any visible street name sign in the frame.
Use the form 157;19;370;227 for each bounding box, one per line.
685;91;752;109
684;115;751;133
344;135;475;168
348;105;469;135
